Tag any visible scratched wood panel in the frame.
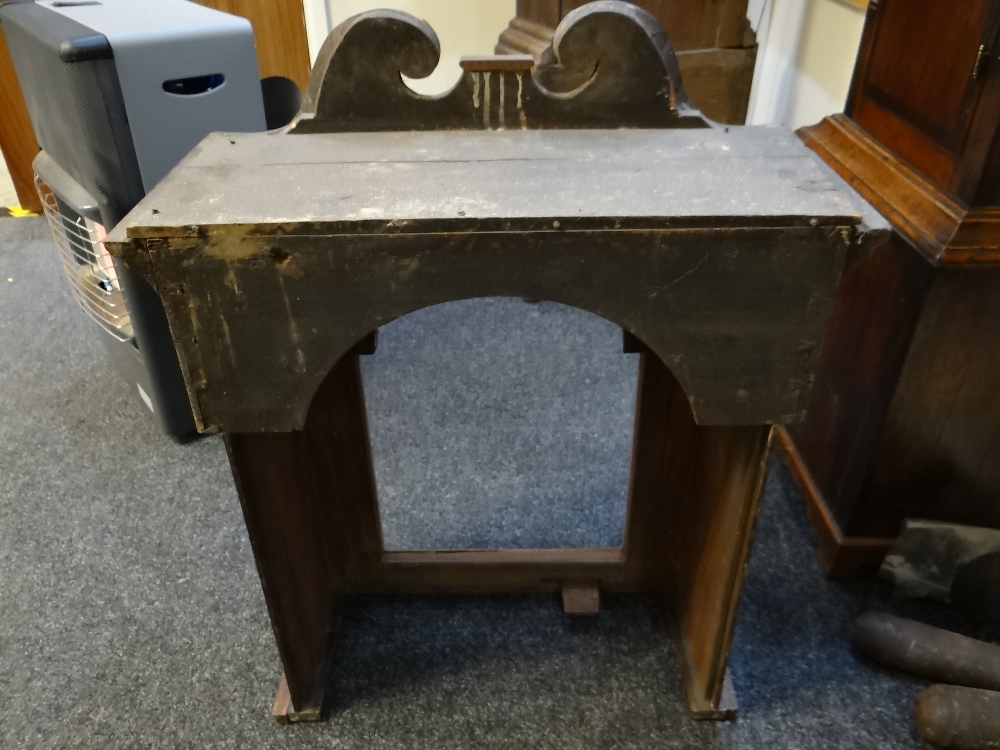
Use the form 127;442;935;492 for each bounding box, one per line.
112;222;854;433
115;128;863;234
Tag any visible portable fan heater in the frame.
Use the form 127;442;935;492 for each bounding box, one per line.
0;0;268;438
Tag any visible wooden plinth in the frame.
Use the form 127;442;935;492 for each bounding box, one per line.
228;349;772;723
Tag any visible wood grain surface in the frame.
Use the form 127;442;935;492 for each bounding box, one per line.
194;0;311;90
0;26;40;213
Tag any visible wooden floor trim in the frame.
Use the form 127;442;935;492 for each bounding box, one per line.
776;427;894;579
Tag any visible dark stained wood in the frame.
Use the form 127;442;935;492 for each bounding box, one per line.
516;0;562;30
623;350;772;715
110;5;880;721
668;418;772;714
777;427;893;579
225;352;379;715
860;267;1000;533
0;25;40;213
292;2;706;133
377;549;628;593
563;0;751;51
783;230;930;539
224;429;338;714
785;1;1000;577
109;129;865;435
496;0;756;124
799;115;1000;264
497;16;559;59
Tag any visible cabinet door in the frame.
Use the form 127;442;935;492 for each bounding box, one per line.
848;0;1000;198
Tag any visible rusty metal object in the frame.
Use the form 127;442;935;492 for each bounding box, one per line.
853;612;1000;691
915;684;1000;749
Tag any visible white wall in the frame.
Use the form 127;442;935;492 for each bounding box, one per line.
747;0;866;127
306;0;516;95
0;163;18;208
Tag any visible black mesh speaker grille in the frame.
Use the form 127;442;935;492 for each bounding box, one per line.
1;2;145;227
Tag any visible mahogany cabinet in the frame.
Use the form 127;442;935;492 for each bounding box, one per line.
782;0;1000;577
497;0;757;123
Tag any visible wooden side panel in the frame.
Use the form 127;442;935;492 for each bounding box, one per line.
0;26;41;213
194;0;312;91
378;549;630;594
863;0;987;145
861;266;1000;534
786;233;931;536
225;430;338;712
670;420;772;710
224;352;381;712
302;354;383;585
623;350;695;588
623;349;771;713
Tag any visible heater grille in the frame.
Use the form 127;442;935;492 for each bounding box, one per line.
36;176;134;342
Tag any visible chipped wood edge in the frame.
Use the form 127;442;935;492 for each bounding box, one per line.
561;582;601;615
271;672;322;725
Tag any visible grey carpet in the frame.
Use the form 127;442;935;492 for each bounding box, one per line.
0;215;984;749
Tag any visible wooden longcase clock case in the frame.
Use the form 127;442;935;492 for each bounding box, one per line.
783;0;1000;577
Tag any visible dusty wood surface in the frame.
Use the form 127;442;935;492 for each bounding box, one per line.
113;128;863;235
107;127;876;434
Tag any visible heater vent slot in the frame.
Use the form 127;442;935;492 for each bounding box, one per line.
36;176;134;342
163;73;225;96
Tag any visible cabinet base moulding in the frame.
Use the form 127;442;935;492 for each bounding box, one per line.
776;427;894;580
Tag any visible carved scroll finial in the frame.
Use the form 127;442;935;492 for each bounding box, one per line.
539;1;692;109
287;0;711;134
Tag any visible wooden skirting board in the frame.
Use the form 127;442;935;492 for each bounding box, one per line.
776;427;894;580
